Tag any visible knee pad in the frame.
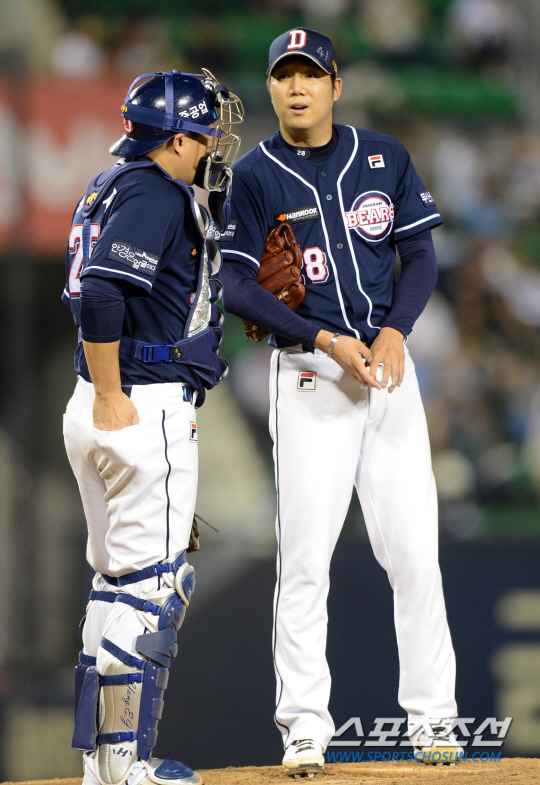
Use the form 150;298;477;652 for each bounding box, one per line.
113;556;195;636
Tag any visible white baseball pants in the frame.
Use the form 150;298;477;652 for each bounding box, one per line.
269;347;457;750
64;378;199;785
63;377;198;577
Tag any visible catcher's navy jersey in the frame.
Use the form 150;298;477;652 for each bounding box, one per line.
218;124;442;345
62;165;203;388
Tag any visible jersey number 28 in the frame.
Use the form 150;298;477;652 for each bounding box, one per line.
68;223;100;295
303;247;329;283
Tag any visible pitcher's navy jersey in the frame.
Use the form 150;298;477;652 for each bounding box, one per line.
63;165;204;389
218;124;442;346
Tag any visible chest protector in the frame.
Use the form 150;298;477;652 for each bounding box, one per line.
70;160;228;398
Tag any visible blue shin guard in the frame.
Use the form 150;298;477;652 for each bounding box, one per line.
79;552;198;785
73;589;117;750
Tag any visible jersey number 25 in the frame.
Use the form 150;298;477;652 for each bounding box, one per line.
303;247;329;283
68;223;100;295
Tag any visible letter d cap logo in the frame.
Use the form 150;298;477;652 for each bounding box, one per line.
267;28;338;76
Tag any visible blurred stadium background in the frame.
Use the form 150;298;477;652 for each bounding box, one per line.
0;0;540;779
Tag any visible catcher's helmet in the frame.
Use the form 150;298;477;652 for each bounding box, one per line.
110;69;244;189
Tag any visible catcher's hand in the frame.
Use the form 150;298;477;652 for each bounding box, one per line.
187;515;200;553
187;512;219;553
242;223;305;342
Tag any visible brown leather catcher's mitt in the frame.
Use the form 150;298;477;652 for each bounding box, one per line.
242;223;305;341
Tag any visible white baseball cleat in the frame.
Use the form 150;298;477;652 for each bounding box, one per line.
412;723;464;766
282;739;325;777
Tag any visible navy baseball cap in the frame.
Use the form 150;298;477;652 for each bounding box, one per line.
267;28;338;77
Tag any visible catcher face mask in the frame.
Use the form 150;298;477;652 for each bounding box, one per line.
195;68;244;191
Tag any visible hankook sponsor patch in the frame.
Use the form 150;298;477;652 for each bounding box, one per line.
275;205;320;225
108;240;159;276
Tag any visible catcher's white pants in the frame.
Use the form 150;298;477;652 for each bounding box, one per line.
64;377;199;785
269;347;457;750
63;376;198;577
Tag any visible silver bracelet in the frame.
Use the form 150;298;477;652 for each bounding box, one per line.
326;333;340;358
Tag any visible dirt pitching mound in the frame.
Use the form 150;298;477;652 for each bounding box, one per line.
2;758;539;785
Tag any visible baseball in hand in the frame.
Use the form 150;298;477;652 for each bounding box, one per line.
375;363;392;388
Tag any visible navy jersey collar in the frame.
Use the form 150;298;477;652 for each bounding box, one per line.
278;127;339;166
265;124;351;174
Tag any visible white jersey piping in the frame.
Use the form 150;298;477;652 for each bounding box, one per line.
83;266;152;289
222;249;260;267
394;213;441;234
337;126;378;331
259;141;360;340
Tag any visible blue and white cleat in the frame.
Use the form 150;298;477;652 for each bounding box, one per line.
136;758;202;785
83;752;202;785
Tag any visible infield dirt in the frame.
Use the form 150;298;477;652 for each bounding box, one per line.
2;758;539;785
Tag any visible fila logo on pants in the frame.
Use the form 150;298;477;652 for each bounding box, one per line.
297;372;317;391
189;422;197;441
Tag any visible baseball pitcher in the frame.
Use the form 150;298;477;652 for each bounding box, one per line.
217;28;462;777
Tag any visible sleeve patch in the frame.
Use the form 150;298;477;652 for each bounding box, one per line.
207;220;237;242
418;191;435;207
275;205;320;225
107;240;159;277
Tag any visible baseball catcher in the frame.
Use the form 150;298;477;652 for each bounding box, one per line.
63;69;243;785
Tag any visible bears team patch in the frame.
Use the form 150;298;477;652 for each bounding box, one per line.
189;422;198;442
297;372;317;391
345;191;394;242
368;154;385;169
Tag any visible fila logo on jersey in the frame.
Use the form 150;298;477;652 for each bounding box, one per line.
297;372;317;391
345;191;394;243
368;154;385;169
275;205;320;225
189;422;197;441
